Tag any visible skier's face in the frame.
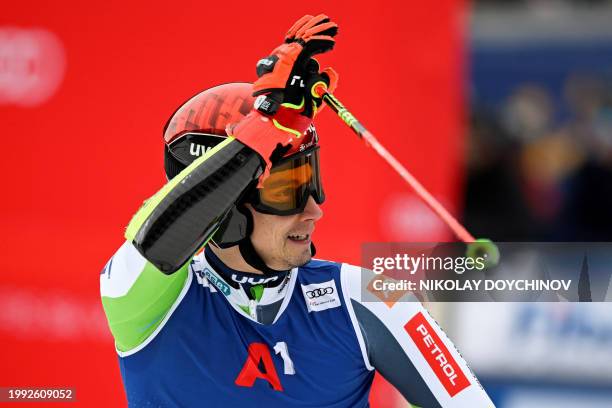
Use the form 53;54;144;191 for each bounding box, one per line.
246;196;323;270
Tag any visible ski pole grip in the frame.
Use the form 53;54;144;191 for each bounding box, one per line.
312;82;328;99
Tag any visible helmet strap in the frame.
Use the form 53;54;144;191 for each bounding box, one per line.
213;192;318;275
238;237;289;275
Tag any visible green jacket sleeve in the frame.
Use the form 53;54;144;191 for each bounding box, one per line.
100;241;190;353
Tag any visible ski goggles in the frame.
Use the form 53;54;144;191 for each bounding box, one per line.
248;146;325;215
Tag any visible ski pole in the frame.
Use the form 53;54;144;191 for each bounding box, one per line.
313;84;499;265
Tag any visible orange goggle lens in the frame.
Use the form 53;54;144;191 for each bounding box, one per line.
250;147;324;215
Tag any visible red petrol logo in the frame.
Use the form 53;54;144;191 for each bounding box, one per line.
404;312;470;397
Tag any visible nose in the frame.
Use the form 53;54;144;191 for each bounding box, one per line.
301;196;323;222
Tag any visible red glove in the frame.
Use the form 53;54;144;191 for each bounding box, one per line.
228;14;339;185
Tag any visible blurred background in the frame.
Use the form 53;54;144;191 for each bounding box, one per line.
456;0;612;406
0;0;611;407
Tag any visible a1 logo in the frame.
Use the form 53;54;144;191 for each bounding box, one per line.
234;341;295;391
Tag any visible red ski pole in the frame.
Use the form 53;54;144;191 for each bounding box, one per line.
313;84;499;265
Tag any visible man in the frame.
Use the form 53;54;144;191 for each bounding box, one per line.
101;15;494;407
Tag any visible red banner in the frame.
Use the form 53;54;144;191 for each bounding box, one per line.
0;1;465;406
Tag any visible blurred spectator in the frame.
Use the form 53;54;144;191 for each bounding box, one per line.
560;74;612;239
465;62;612;241
502;84;554;142
464;108;540;240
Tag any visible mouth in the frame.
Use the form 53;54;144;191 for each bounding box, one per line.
287;233;311;244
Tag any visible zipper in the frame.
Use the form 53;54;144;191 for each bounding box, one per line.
249;299;258;321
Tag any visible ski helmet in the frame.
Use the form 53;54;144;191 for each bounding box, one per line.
163;82;324;250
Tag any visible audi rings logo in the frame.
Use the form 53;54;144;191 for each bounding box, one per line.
0;27;66;107
306;287;334;299
301;280;340;312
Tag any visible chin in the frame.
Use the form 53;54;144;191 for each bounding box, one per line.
287;250;312;268
297;254;312;267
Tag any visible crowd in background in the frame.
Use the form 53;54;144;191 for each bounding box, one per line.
464;74;612;241
463;0;612;242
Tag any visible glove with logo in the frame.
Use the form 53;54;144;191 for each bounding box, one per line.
254;14;338;110
228;14;339;185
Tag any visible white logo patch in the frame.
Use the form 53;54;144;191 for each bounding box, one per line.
300;280;341;313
